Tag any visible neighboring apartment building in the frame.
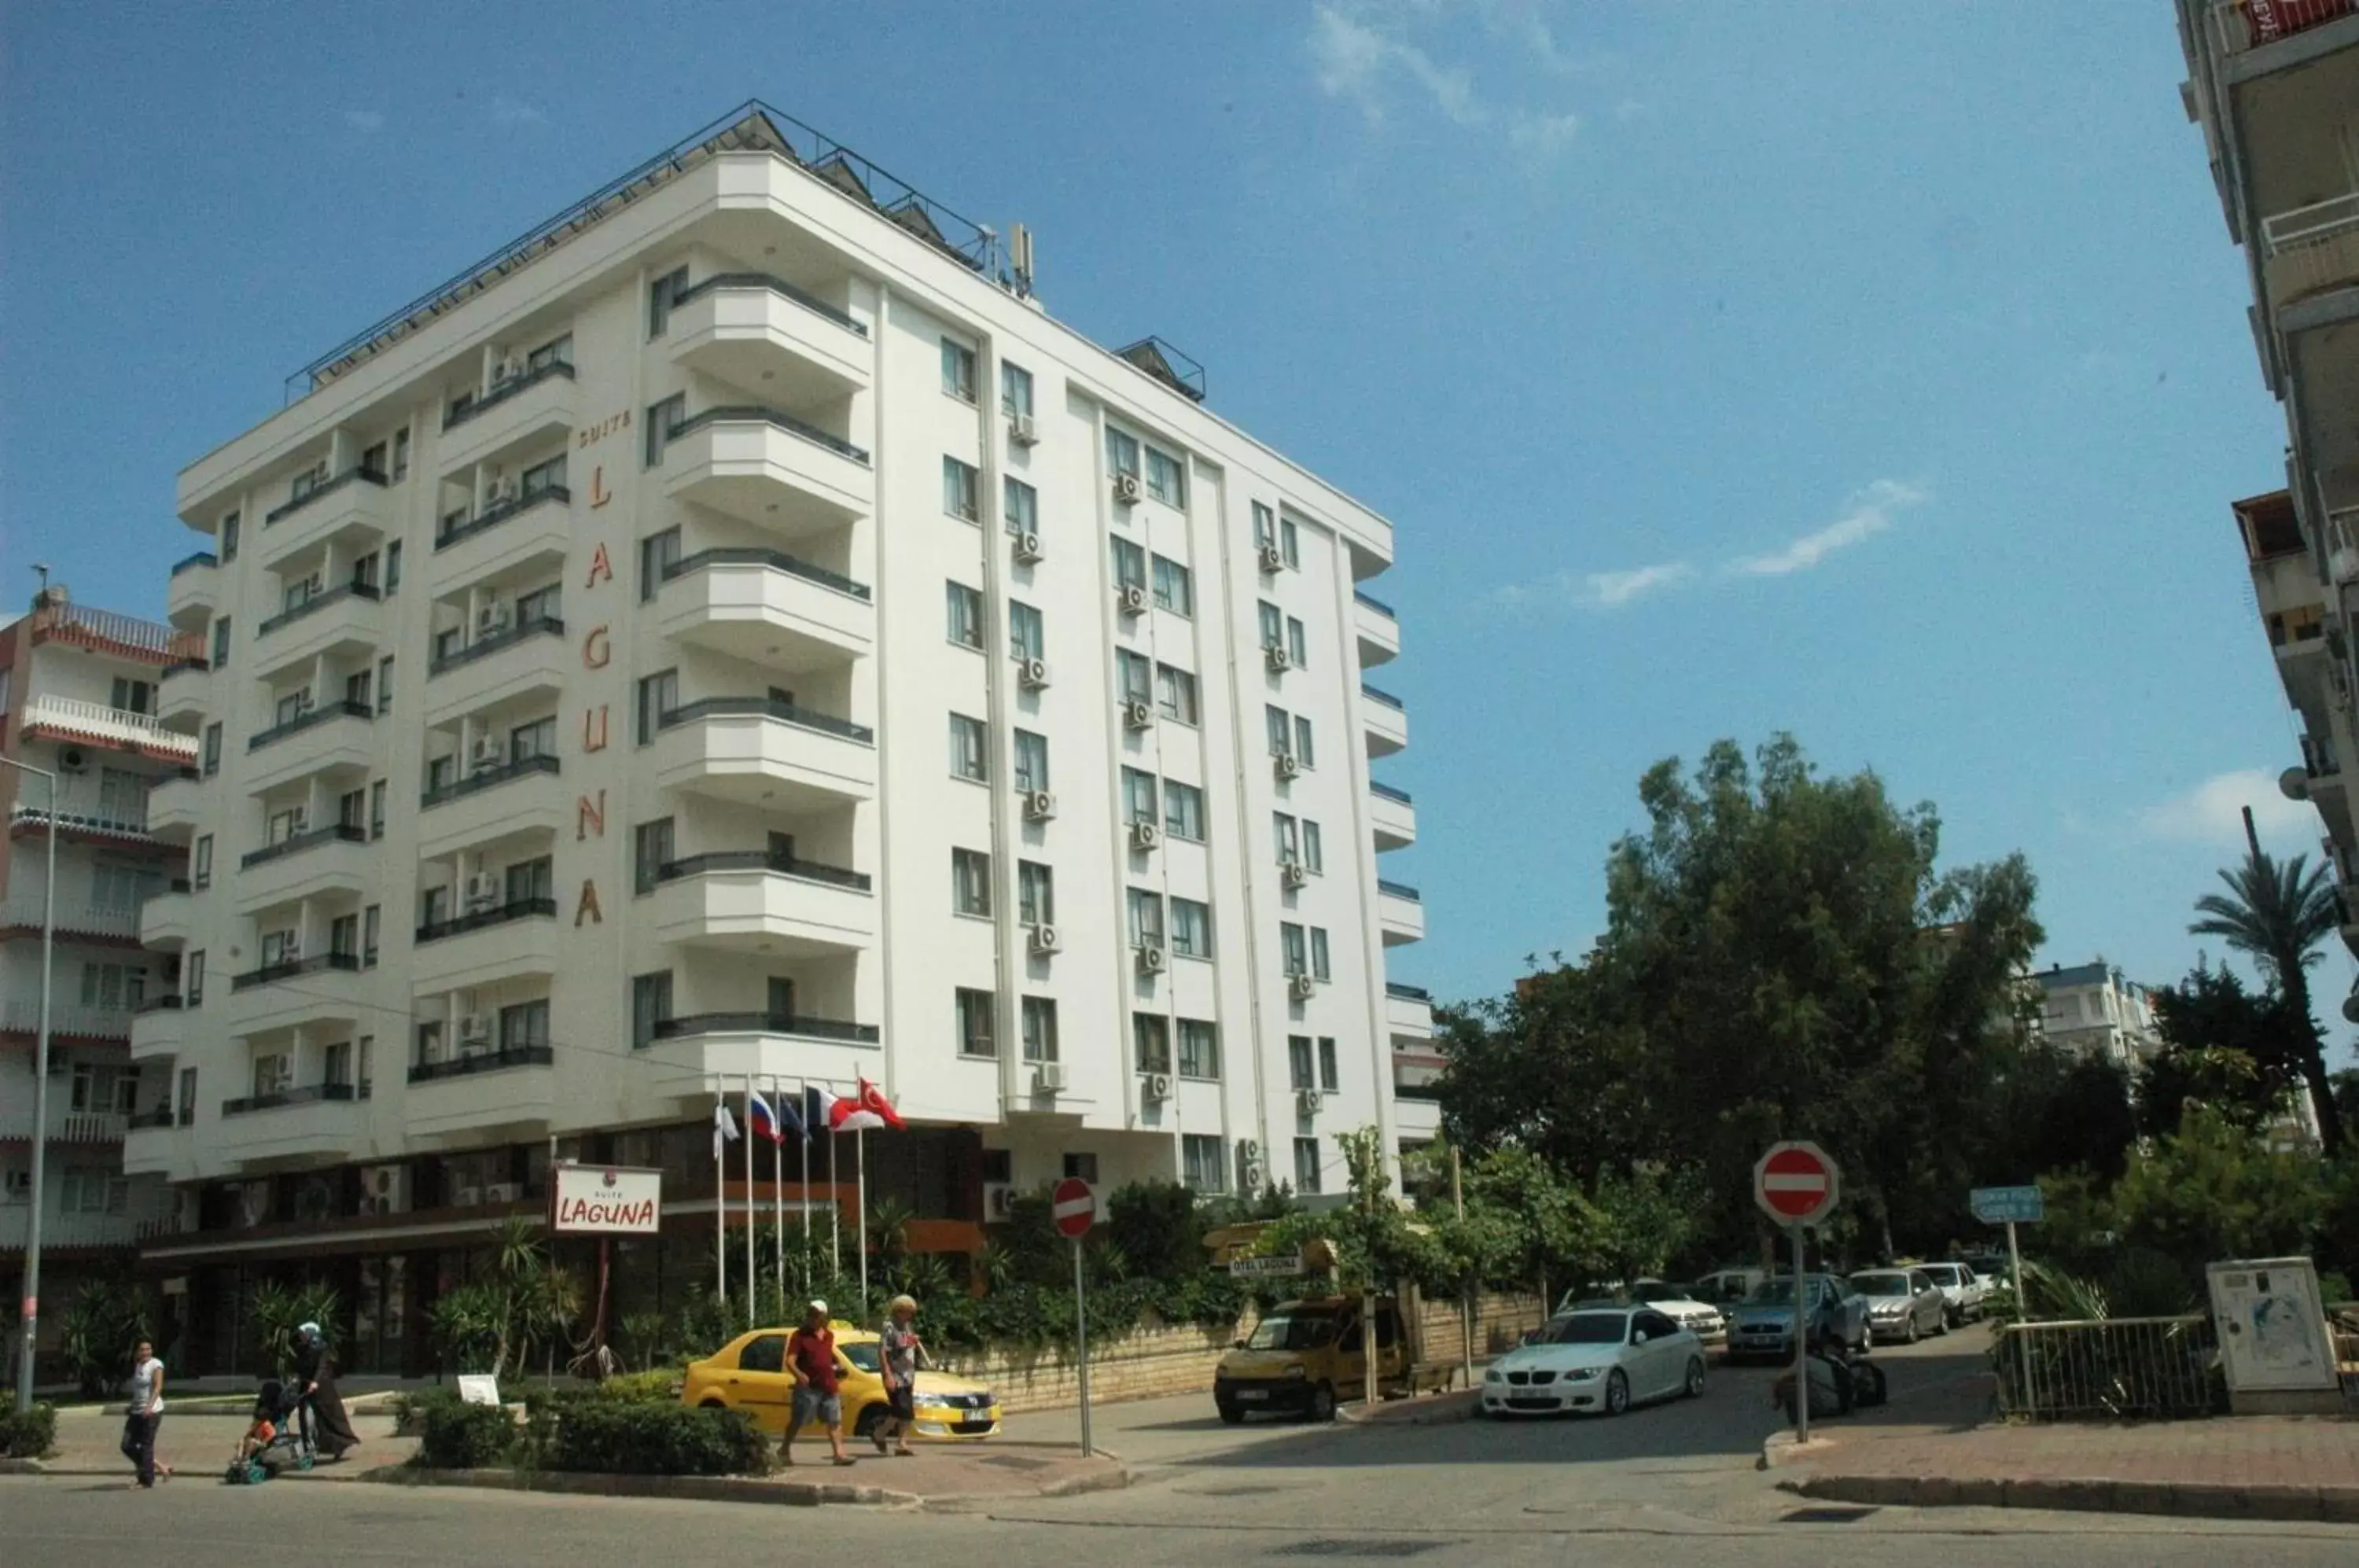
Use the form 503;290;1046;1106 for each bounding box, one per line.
0;589;195;1376
2031;961;2162;1069
130;103;1426;1373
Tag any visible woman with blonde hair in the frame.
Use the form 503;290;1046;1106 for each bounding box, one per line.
874;1294;926;1456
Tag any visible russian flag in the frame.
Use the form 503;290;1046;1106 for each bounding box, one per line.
747;1088;792;1145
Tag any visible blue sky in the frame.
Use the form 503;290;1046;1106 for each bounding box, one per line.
2;2;2345;1029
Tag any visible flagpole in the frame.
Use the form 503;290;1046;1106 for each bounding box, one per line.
829;1127;841;1285
742;1074;756;1327
799;1080;813;1294
857;1125;870;1309
712;1091;727;1316
771;1075;786;1301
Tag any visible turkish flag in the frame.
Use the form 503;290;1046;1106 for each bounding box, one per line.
829;1076;904;1132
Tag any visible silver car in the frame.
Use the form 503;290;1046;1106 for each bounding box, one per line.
1918;1261;1985;1326
1849;1268;1948;1344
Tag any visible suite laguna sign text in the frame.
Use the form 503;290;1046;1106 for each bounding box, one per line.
551;1165;663;1235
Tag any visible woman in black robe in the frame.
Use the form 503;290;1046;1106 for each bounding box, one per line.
293;1323;360;1459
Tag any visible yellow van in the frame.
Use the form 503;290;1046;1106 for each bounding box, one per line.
1213;1296;1408;1423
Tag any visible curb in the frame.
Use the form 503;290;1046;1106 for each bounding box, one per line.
1787;1472;2359;1524
1341;1392;1479;1427
364;1466;908;1507
918;1466;1137;1511
0;1457;48;1475
1757;1434;1839;1470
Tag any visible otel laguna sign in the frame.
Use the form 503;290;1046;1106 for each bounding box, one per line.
551;1165;663;1235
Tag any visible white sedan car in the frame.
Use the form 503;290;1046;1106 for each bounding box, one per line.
1481;1307;1706;1418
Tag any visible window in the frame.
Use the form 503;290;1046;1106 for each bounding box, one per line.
1178;1019;1220;1080
1000;361;1033;418
1294;1138;1322;1194
362;905;381;967
1106;427;1140;477
1133;1014;1172;1074
1146;447;1185;506
344;668;373;711
1008;601;1044;661
639;526;682;603
1111;536;1146;592
643;392;686;466
1318;1036;1340;1091
1287;616;1308;668
377;656;394;713
1116;650;1153;705
1021;996;1059;1063
369;782;387;840
648;265;688;337
509;715;554;762
1183;1134;1226;1192
361;440;387;477
1003;475;1038;536
1128;888;1165;950
955;988;995;1058
1171;897;1213;959
1302;821;1323;874
1151;555;1192;615
1253;502;1276;550
941;337;978;402
633;818;674;896
631;971;672;1047
1156;664;1198;724
1122;767;1159;826
945;581;984;649
1294;716;1316;768
1275;813;1300;864
1013;729;1050;793
1018;860;1055;926
322;1040;352;1088
385;539;403;592
111;677;155;716
506;856;554;906
1064;1152;1099;1183
177;1067;197;1119
1282;922;1308;976
202;723;222;776
1281;517;1301;569
211;616;231;668
1164;781;1204;841
516;582;558;626
500;999;551;1051
329;913;359;962
949;712;988;782
1258;601;1283;651
219;510;241;562
1267;705;1292;757
952;848;992;917
1311;928;1332;981
192;835;214;890
186;951;205;1005
635;669;678;745
942;455;981;521
392;428;410;481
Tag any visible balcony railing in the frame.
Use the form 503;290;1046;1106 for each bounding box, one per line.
0;892;142;940
134;992;186;1017
443;357;575;430
1386;981;1432;1002
416;896;558;944
0;1001;132;1039
0;1105;127;1143
170;550;219;579
665;404;870;466
160;657;208;681
26;602;206;664
663;547;871;602
1370;780;1414;804
436;484;570;551
656;849;872;893
1360;683;1404;712
220;1081;363;1117
228;951;362;992
263;466;388;527
2304;734;2342;780
420;752;559;809
408;1042;556;1083
256;579;381;639
130;1103;181;1129
429;613;565;676
658;695;874;745
1354;589;1397;619
675;271;867;336
2210;0;2356;54
239;823;367;870
652;1012;881;1046
17;694;200;760
248;699;373;753
7;777;153;838
1378;879;1422;902
2263;191;2359;257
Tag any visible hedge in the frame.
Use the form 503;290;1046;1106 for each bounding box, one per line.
0;1403;56;1459
543;1402;768;1477
414;1393;517;1470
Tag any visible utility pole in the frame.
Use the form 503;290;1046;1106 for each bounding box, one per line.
1452;1144;1472;1388
3;756;58;1413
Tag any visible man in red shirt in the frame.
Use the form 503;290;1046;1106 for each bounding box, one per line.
782;1301;853;1466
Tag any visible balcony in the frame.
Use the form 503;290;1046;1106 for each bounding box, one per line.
1360;683;1408;757
1378;879;1426;946
668;273;872;405
130;995;189;1062
2263;193;2359;310
229;951;362;992
1370;780;1417;851
424;614;567;727
258;466;390;570
245;701;373;793
0;1101;127;1144
440;359;577;474
140;882;196;950
417;754;563;860
432;485;572;587
1386;981;1434;1042
650;851;876;955
253;581;382;678
214;1082;368;1165
122;1110;194;1181
0;1208;174;1255
147;770;202;843
652;697;878;808
641;1010;881;1095
0;1000;132;1043
2207;0;2356;53
25;602;204;667
7;775;160;845
412;896;560;991
1354;590;1400;666
657;548;873;668
158;659;212;731
0;889;142;945
406;1043;557;1141
659;406;873;539
17;694;199;765
167;550;219;626
236;825;370;910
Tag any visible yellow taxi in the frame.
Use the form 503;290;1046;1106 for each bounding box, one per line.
683;1323;1003;1443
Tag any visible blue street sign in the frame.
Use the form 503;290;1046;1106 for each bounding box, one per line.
1971;1185;2044;1225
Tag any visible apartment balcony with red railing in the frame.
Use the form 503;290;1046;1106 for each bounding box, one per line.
24;599;207;668
2207;0;2355;55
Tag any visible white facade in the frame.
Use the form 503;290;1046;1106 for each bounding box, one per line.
2031;961;2161;1069
132;107;1419;1227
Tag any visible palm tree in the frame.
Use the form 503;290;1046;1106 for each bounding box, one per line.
2188;815;2346;1155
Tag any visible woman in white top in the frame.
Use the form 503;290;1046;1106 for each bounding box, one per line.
120;1337;169;1487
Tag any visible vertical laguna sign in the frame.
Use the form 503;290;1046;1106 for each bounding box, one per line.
551;1165;663;1235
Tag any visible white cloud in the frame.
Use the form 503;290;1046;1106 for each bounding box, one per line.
1308;2;1577;155
1507;109;1581;156
1497;561;1692;611
2138;770;2320;850
342;109;385;134
491;97;547;127
1728;479;1928;578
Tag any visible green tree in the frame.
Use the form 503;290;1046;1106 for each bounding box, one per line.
2030;1053;2138;1183
2188;836;2346;1155
2111;1105;2325;1286
2144;964;2305;1139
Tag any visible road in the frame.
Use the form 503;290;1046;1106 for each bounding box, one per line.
11;1329;2355;1566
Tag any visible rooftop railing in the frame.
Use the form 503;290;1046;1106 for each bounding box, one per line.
26;602;205;664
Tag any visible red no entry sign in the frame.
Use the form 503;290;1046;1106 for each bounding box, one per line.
1051;1177;1097;1239
1754;1141;1840;1227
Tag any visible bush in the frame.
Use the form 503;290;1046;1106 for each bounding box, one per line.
413;1393;517;1470
0;1402;57;1459
543;1402;768;1476
55;1279;148;1399
591;1369;683;1404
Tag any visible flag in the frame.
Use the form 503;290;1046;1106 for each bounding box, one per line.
829;1076;904;1132
801;1084;837;1139
712;1099;740;1160
747;1088;788;1145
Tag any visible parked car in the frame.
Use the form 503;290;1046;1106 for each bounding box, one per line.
1918;1261;1985;1326
1849;1268;1949;1344
1690;1267;1769;1306
683;1325;1002;1443
1555;1280;1727;1345
1481;1307;1706;1418
1724;1275;1870;1363
1213;1295;1408;1423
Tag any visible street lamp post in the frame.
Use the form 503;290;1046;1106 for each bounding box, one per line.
2;755;57;1414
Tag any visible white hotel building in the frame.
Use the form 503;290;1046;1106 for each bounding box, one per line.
126;105;1431;1371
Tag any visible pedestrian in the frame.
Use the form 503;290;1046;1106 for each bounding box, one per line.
120;1336;168;1488
292;1322;360;1459
780;1300;855;1467
874;1294;926;1457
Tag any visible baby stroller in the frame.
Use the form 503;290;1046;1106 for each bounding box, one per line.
224;1378;315;1484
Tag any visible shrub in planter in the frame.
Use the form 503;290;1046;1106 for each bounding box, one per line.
587;1369;681;1404
414;1393;517;1470
545;1402;768;1476
0;1402;57;1459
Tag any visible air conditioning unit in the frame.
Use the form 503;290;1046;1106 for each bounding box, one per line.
1014;531;1045;564
453;1186;484;1209
286;805;310;833
469;735;506;771
495;356;524;384
1280;859;1310;890
1018;656;1051;690
1289;971;1317;1001
458;1014;492;1045
1136;944;1167;974
301;572;324;599
1111;472;1143;506
1264;644;1294;673
1297;1088;1324;1117
484;1182;521;1204
1023;790;1057;822
1028;922;1061;956
1275;753;1302;781
275;932;304;963
1117;583;1148;617
476;602;511;637
291;688;315;715
1033;1062;1069;1095
1130;819;1161;852
1123;699;1155;731
1142;1071;1172;1102
1238;1139;1265;1190
57;746;88;774
464;873;502;910
365;1164;408;1216
1007;413;1040;447
1258;542;1286;574
984;1181;1017;1220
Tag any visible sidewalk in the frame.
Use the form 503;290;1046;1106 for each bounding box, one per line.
19;1406;415;1480
1789;1416;2359;1523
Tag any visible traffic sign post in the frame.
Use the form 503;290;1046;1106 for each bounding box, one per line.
1052;1178;1098;1457
1971;1185;2042;1405
1755;1143;1840;1444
